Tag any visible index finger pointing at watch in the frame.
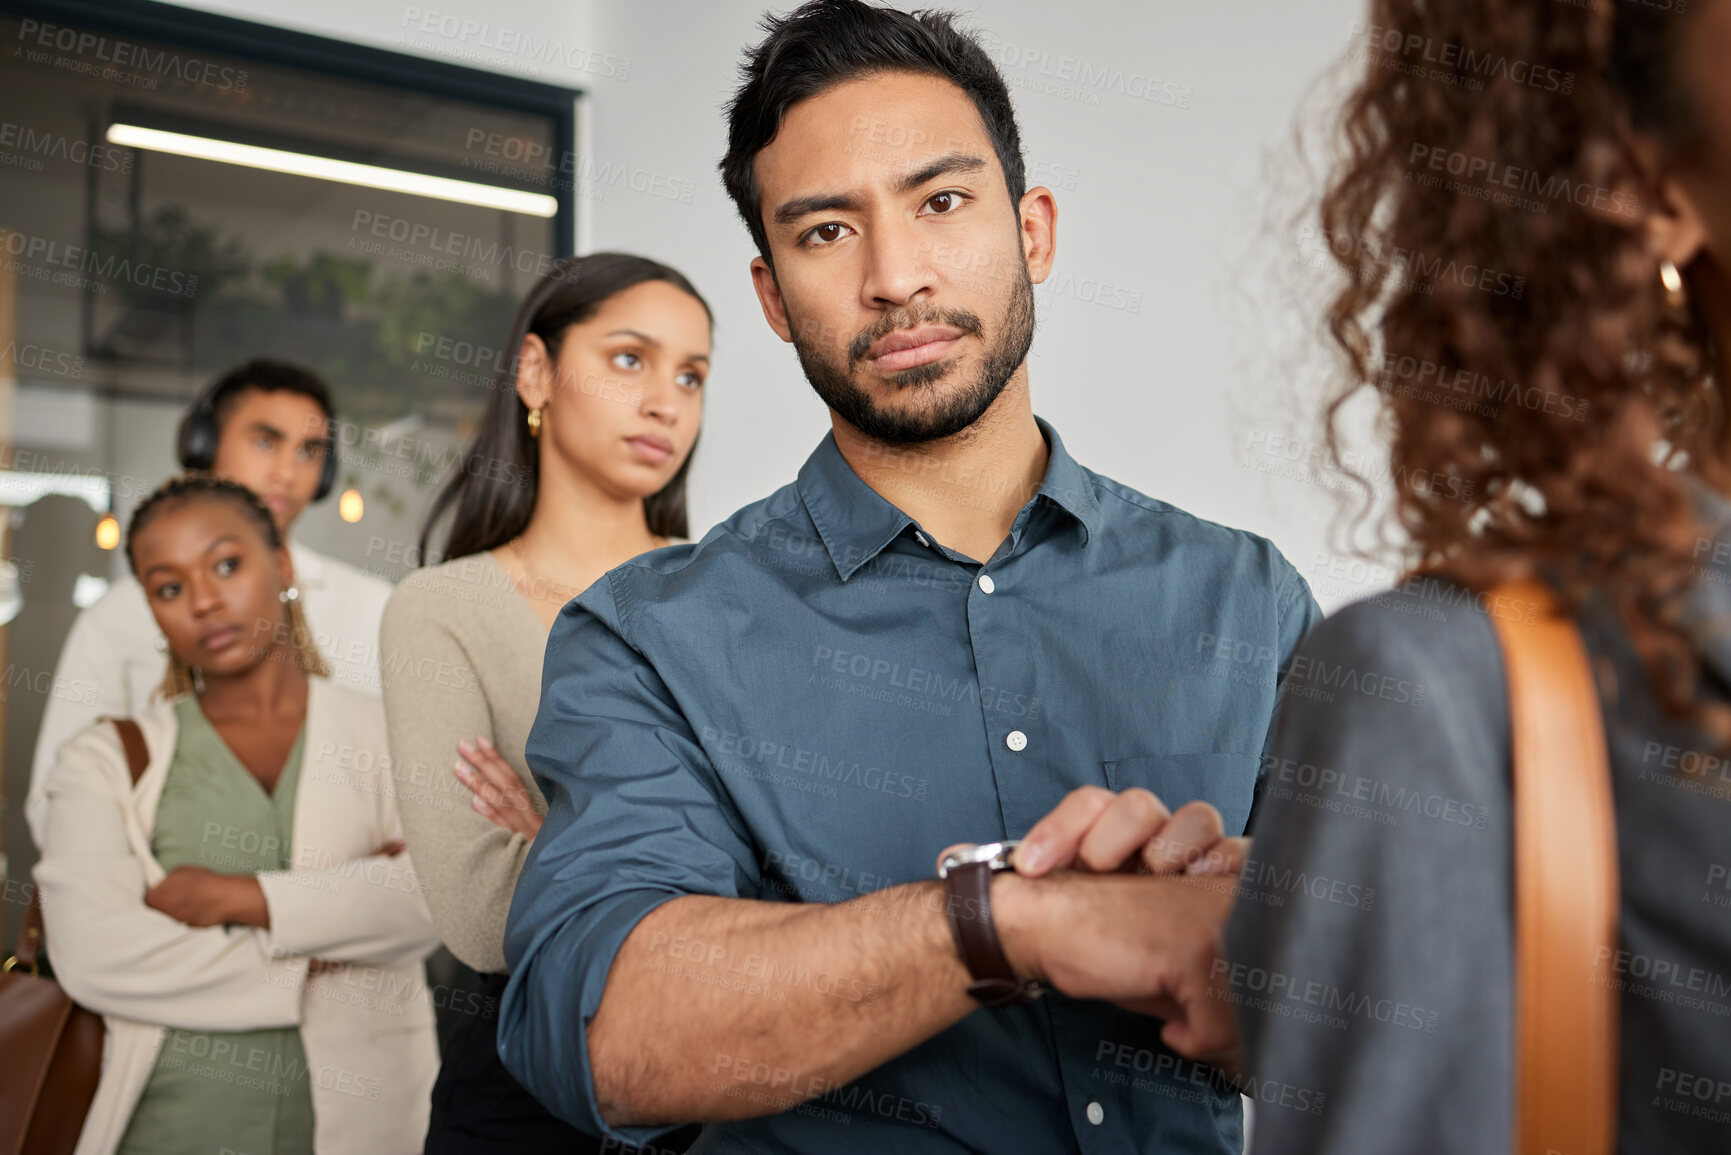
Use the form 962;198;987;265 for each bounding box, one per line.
1015;786;1118;877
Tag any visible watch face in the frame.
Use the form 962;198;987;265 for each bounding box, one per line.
938;839;1021;877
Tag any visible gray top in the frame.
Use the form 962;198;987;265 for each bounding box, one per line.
380;550;548;974
1229;492;1731;1153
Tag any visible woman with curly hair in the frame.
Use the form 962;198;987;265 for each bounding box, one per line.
1012;1;1731;1151
1219;1;1731;1151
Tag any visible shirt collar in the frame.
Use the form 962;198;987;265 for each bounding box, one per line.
795;416;1102;582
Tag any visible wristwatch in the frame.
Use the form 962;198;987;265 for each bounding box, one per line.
938;839;1044;1008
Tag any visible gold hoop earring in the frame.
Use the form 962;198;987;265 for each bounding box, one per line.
527;408;543;438
1660;259;1687;309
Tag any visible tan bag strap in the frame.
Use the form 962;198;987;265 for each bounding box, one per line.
1487;579;1620;1155
7;719;151;975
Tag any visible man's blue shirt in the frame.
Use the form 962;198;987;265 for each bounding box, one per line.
500;417;1321;1153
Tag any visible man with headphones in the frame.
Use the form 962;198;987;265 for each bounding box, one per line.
25;359;393;847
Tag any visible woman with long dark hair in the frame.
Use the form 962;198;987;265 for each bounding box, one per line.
379;252;710;1152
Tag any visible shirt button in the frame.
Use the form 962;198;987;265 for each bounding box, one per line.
914;531;930;547
1086;1101;1104;1125
1005;730;1027;752
977;573;995;594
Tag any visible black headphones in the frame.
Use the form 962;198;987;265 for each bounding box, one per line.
177;367;339;502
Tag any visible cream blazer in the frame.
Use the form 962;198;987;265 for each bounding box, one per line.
33;677;441;1155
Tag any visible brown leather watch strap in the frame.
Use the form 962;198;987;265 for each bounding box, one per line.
943;861;1040;1007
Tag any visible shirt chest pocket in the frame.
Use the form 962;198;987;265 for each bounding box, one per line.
1101;752;1261;837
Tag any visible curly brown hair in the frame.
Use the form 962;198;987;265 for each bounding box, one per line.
1319;0;1731;735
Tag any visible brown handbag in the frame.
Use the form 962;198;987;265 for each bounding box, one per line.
1487;580;1621;1155
0;718;151;1155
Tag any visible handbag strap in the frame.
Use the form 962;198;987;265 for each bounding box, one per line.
7;718;151;975
1487;579;1620;1155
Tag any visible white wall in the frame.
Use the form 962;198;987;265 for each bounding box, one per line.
168;0;1378;610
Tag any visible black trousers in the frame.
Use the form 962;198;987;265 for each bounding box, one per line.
423;972;603;1153
424;972;700;1154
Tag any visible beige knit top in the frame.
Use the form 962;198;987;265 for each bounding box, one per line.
379;550;548;974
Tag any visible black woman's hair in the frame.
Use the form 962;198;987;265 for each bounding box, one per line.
126;473;329;694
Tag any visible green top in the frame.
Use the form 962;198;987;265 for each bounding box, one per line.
117;696;314;1155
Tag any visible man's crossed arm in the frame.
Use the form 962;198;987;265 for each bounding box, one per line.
589;788;1242;1127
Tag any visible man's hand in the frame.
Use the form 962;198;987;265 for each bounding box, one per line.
996;870;1240;1065
943;786;1250;1067
145;867;269;928
1014;786;1248;879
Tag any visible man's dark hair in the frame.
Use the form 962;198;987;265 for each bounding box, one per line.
207;359;336;430
721;0;1026;265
